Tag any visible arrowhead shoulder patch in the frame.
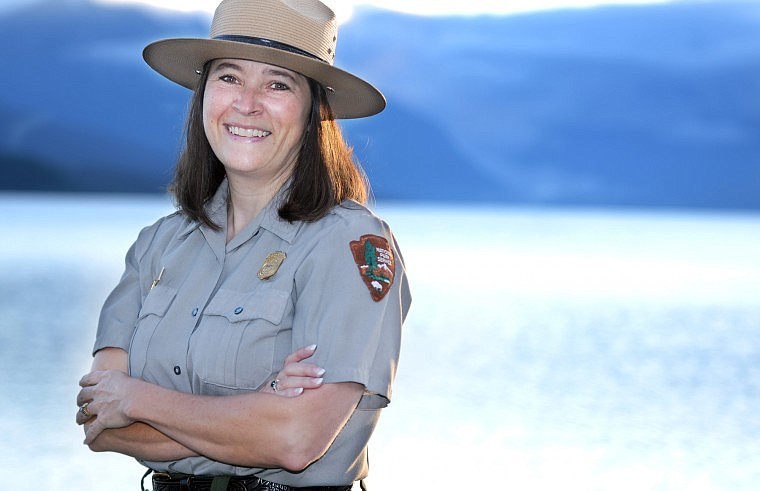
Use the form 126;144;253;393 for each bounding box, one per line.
349;234;396;302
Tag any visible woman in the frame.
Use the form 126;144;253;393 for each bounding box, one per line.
75;1;411;490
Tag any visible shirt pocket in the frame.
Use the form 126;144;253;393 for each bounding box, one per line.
129;285;178;379
191;287;291;395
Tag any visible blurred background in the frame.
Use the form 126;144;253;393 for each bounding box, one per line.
2;0;759;208
1;0;759;490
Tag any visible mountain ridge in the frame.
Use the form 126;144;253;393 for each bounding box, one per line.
1;0;758;209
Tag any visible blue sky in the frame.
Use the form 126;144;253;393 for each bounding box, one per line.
0;0;688;23
94;0;680;22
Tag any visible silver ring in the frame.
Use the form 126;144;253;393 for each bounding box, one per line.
270;379;281;392
79;402;91;417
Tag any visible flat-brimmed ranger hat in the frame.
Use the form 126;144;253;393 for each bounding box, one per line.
143;0;385;119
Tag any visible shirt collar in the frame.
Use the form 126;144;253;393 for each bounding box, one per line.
175;182;228;239
177;178;302;244
257;181;302;244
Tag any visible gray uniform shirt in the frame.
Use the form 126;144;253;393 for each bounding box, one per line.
93;181;412;485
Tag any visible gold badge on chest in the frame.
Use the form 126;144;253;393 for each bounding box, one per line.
258;251;287;280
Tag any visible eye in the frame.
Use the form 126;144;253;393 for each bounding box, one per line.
270;81;290;91
218;74;238;84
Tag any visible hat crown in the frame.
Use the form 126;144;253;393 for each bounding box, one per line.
210;0;338;64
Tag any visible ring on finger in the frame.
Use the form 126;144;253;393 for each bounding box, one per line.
79;402;91;417
271;379;281;392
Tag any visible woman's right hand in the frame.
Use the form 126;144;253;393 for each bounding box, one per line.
262;345;325;397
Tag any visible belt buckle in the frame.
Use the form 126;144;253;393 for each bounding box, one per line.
152;472;173;481
151;472;191;491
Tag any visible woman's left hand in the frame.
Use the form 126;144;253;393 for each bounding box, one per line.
262;344;325;397
76;369;140;443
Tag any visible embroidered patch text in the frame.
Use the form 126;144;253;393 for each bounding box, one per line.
349;234;395;301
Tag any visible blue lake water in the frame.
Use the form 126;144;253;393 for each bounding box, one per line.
1;193;759;490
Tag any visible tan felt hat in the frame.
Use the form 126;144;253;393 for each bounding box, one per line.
143;0;385;119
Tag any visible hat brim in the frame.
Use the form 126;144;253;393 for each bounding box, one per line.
143;38;385;119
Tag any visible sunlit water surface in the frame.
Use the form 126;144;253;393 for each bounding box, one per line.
1;193;759;490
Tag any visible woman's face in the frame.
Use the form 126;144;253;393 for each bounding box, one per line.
203;58;311;184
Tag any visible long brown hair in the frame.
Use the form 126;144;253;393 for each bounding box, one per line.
170;62;368;230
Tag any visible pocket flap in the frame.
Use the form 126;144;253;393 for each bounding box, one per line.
204;287;290;325
137;285;177;319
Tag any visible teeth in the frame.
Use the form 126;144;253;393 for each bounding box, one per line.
227;125;271;138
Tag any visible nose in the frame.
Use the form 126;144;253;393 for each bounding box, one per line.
232;86;262;115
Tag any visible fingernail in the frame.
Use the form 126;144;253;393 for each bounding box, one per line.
315;368;325;377
307;344;317;351
294;387;304;395
314;378;324;385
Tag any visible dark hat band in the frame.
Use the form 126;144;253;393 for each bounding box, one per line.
213;35;328;64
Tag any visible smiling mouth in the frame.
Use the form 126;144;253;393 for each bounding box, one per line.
226;125;271;138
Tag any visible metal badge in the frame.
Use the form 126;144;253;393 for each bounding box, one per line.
258;251;286;280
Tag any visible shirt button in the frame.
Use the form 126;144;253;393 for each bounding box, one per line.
173;365;181;375
192;307;199;317
234;307;244;315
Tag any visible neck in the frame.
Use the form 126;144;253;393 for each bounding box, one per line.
225;174;287;242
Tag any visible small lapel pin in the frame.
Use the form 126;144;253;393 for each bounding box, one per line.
258;252;286;280
150;267;165;290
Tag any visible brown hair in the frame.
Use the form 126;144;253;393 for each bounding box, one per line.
170;62;368;230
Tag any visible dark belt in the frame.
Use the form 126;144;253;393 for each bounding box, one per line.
150;472;353;491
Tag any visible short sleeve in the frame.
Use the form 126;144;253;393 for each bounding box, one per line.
92;217;171;356
291;206;412;402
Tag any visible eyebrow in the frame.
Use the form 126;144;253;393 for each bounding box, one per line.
264;68;299;83
210;61;242;73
